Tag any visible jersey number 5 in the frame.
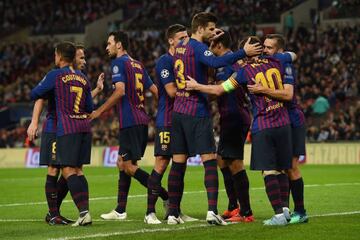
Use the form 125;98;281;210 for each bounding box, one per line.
135;73;144;102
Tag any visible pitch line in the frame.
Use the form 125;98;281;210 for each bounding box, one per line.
44;210;360;240
1;182;360;207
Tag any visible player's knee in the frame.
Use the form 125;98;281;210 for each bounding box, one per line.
154;158;169;174
287;167;301;180
201;153;216;162
47;166;60;176
262;170;282;177
229;160;244;174
76;168;84;176
62;167;77;179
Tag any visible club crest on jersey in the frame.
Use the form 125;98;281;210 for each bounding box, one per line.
285;66;292;75
204;50;213;56
161;144;168;151
161;69;170;78
113;65;119;74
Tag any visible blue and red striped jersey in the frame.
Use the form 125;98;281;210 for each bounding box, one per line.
173;38;246;117
283;63;305;127
31;66;93;136
41;92;57;133
111;54;154;129
230;55;291;133
154;52;175;127
216;52;251;128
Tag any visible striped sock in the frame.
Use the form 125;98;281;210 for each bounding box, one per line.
78;175;89;208
147;170;162;214
232;170;252;216
264;175;283;214
168;162;186;217
56;175;68;211
178;164;186;212
115;171;131;213
221;166;237;211
277;173;289;208
203;160;219;214
45;175;59;217
290;178;306;214
67;174;88;214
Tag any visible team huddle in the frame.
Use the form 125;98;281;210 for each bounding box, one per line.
28;12;307;227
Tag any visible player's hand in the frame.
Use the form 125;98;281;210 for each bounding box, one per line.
243;38;263;57
96;73;105;91
27;122;38;141
89;110;100;121
185;75;199;90
247;81;266;94
209;28;224;42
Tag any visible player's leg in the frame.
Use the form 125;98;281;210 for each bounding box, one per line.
217;155;238;219
251;128;288;226
167;113;188;224
58;133;92;226
227;159;254;222
287;125;307;223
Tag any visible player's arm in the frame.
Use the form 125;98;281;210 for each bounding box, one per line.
85;85;94;113
186;75;225;96
30;72;56;100
198;38;262;68
89;82;124;120
27;98;45;141
164;82;177;98
273;52;297;63
91;72;105;98
247;83;294;101
148;84;158;100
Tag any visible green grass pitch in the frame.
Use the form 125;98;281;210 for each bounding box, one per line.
0;165;359;240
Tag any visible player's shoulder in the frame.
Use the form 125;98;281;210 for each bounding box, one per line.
156;53;172;66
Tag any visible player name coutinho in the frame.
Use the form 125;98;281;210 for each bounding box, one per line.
62;74;87;85
266;102;283;112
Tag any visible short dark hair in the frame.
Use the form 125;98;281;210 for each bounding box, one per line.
191;12;217;33
56;41;76;63
238;36;262;49
166;24;187;39
212;30;232;49
108;31;129;50
75;44;85;50
265;34;285;50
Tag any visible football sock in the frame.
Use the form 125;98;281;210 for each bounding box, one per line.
232;170;252;216
146;170;162;214
290;178;306;214
221;166;238;211
67;174;88;214
203;159;219;214
264;175;283;214
277;173;289;208
45;175;59;217
167;162;185;217
115;171;131;213
56;175;68;211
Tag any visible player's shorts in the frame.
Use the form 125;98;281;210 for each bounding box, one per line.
56;132;92;167
217;124;250;160
292;125;306;157
39;132;60;166
250;125;292;171
154;127;172;158
118;125;148;161
171;112;216;157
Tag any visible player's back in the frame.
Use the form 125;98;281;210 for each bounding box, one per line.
155;53;174;127
55;66;93;136
112;55;152;129
242;57;290;132
216;59;251;127
173;38;210;117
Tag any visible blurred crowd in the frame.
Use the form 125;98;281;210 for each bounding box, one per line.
123;0;303;30
0;0;120;35
1;21;359;148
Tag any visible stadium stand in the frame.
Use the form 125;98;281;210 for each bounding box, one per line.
0;1;359;148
